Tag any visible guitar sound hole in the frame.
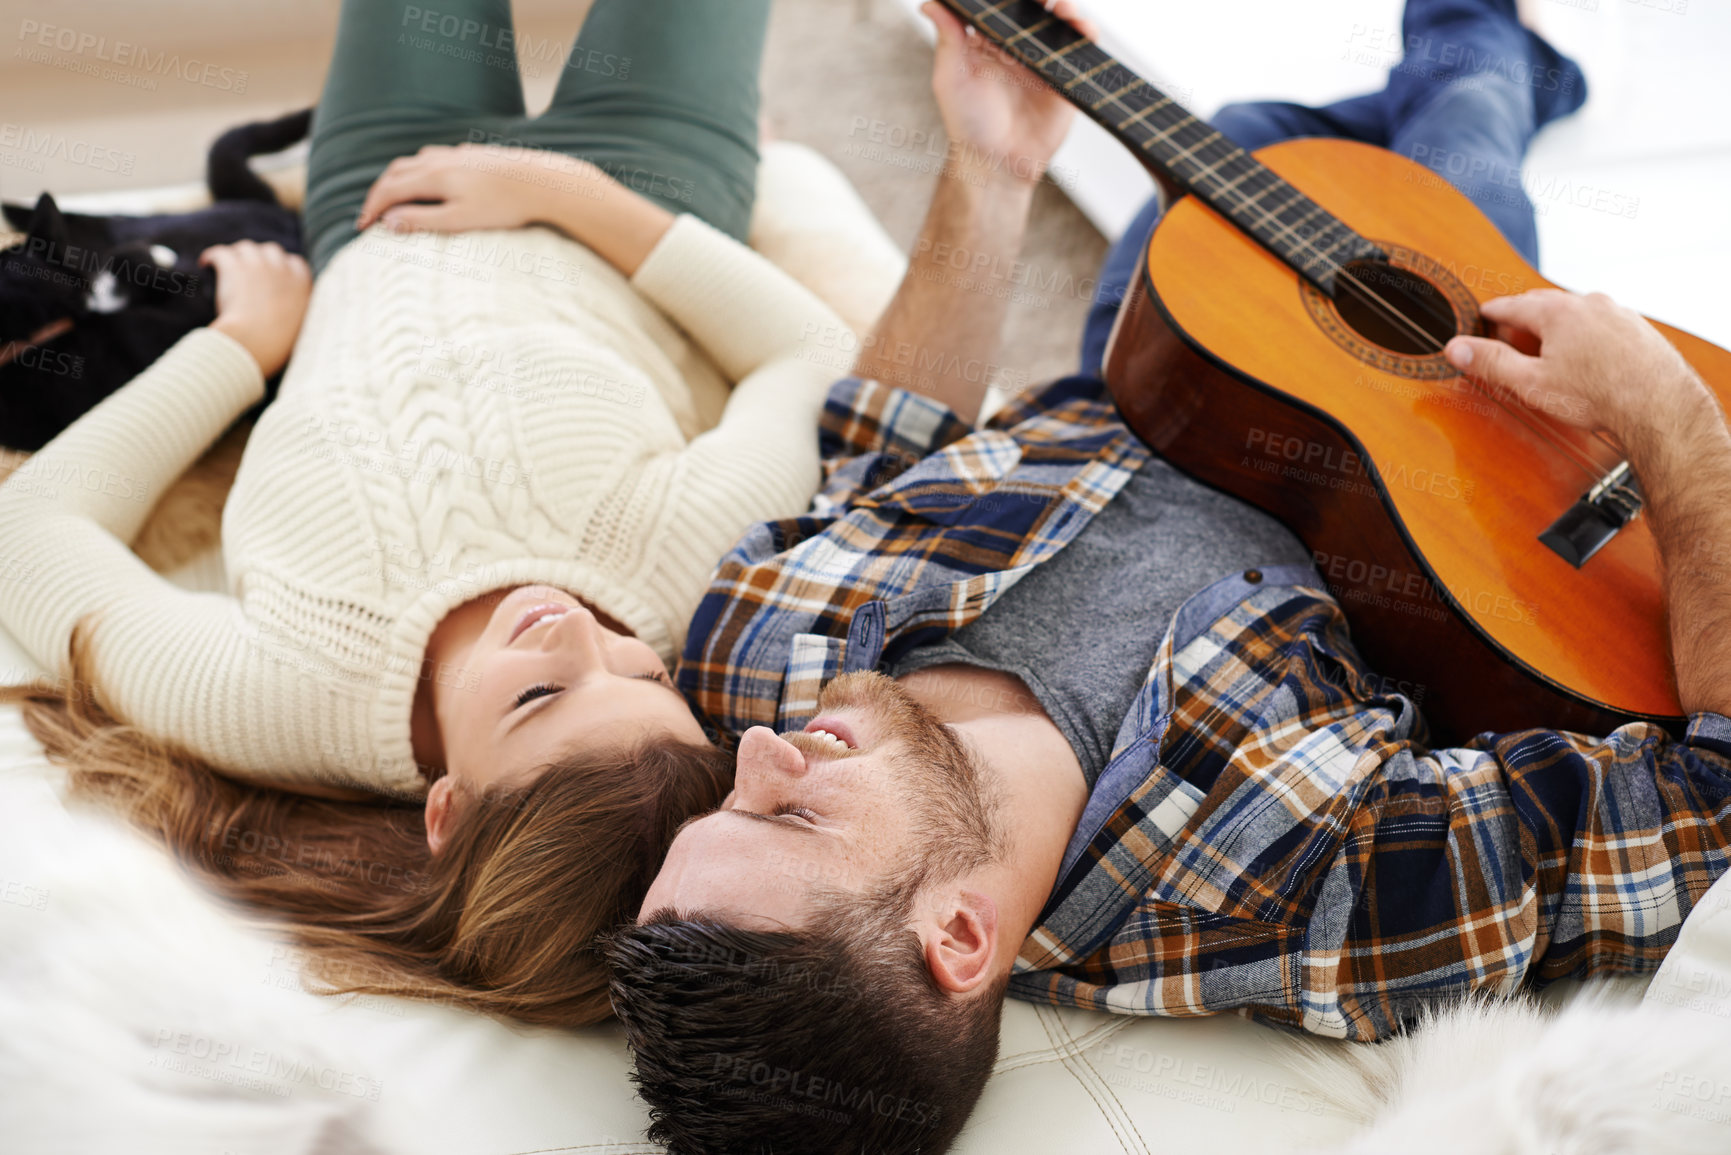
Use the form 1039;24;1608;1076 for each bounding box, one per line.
1333;260;1459;356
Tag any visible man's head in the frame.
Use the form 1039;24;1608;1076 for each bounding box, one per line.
606;671;1015;1154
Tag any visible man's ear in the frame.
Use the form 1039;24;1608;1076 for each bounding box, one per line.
922;889;1000;995
424;776;456;854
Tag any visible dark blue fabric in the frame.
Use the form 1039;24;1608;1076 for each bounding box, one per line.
1080;0;1587;378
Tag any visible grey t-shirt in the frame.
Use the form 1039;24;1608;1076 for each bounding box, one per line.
888;457;1313;786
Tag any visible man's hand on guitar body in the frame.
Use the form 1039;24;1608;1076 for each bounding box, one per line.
853;1;1091;424
1445;290;1707;442
1448;292;1731;717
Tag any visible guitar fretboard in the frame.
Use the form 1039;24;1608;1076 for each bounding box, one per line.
942;0;1382;294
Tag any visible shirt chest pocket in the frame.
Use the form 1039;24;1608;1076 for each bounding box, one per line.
871;432;1027;527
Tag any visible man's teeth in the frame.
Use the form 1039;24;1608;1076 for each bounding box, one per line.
808;728;853;753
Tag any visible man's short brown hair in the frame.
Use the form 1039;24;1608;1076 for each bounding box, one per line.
604;880;1008;1155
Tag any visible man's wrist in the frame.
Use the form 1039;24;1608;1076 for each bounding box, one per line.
941;153;1045;200
1612;369;1718;461
932;157;1039;232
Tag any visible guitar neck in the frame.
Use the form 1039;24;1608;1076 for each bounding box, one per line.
939;0;1382;294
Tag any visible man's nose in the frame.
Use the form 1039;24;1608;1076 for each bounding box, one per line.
734;727;808;792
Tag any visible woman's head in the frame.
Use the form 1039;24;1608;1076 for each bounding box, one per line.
422;584;710;852
406;737;733;1024
2;669;733;1028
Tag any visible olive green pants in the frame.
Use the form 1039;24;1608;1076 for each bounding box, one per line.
305;0;771;274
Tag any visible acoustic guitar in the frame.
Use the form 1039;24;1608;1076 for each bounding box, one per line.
939;0;1731;743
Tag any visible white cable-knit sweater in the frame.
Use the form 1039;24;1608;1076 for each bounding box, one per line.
0;216;852;797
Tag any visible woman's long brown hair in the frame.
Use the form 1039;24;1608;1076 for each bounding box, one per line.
0;648;731;1028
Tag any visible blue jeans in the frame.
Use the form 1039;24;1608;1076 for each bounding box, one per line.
1080;0;1587;377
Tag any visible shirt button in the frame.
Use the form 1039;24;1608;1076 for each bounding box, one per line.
1244;569;1264;584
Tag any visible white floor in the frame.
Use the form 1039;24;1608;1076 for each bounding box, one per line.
896;0;1731;347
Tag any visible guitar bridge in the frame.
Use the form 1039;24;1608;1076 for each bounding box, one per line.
1540;461;1644;568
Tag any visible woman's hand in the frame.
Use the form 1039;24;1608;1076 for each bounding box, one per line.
202;241;312;377
356;143;583;234
922;0;1096;188
354;143;677;278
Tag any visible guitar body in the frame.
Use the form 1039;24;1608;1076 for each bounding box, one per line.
1106;138;1731;743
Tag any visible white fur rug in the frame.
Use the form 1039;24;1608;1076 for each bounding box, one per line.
0;724;372;1154
1313;992;1731;1154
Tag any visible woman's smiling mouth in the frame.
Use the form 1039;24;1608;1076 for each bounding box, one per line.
509;603;572;645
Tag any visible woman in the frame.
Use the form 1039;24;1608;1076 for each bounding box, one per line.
0;0;850;1026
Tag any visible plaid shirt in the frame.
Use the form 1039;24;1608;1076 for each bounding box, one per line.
677;374;1731;1043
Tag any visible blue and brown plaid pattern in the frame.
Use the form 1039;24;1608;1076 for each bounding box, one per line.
678;373;1149;738
676;374;1731;1042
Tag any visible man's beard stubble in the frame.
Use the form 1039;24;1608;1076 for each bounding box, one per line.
814;672;1003;888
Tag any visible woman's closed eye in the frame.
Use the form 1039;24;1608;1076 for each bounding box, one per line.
771;805;820;824
514;671;672;712
513;682;562;710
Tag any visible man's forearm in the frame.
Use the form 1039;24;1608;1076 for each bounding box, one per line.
851;168;1037;426
1621;378;1731;716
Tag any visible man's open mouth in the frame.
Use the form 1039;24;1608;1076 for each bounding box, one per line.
802;716;858;753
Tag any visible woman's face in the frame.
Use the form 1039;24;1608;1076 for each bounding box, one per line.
424;585;709;850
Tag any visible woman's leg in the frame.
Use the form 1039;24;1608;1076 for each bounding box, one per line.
304;0;528;273
517;0;773;243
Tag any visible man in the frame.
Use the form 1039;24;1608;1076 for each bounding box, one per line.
605;2;1731;1153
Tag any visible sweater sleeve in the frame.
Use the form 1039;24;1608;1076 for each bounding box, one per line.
0;331;380;795
0;326;263;676
627;217;855;565
630;213;854;388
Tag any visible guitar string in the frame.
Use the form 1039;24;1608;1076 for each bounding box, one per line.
1017;15;1613;483
1025;16;1616;484
1328;274;1612;483
957;1;1427;292
958;1;1616;486
962;0;1468;337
